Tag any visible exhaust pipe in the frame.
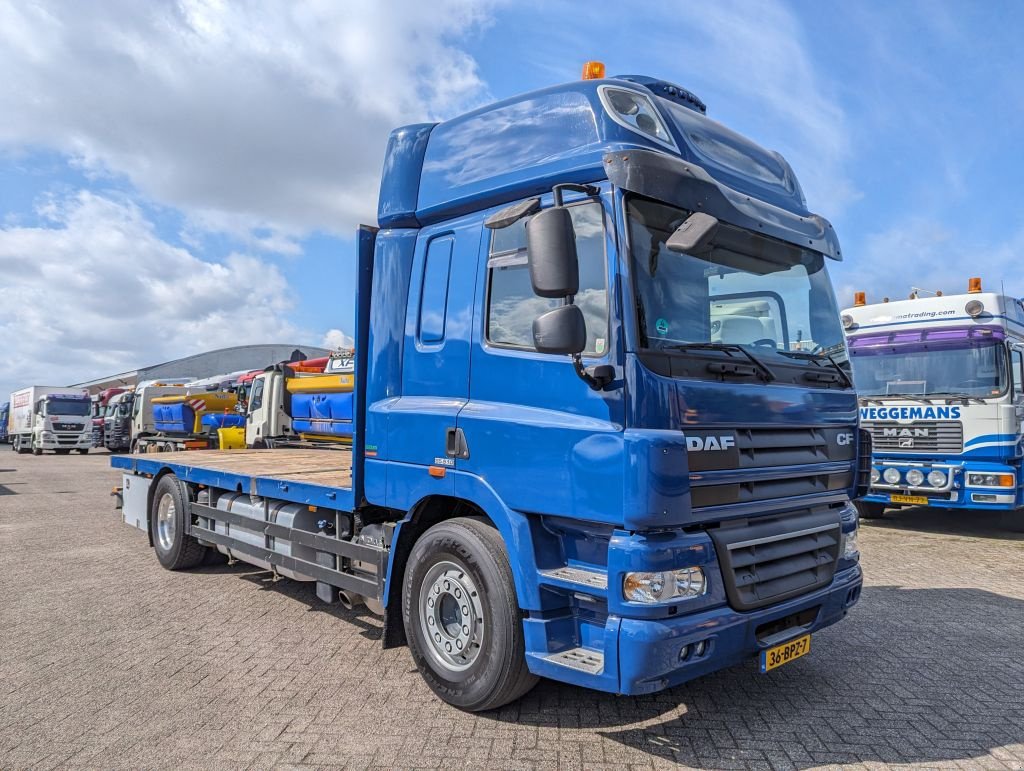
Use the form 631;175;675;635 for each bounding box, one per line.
337;590;365;610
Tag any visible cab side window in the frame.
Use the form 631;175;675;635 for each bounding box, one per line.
250;379;265;412
1013;350;1024;395
486;200;608;356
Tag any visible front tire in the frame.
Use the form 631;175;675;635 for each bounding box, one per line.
78;448;89;455
403;517;537;712
150;475;207;570
32;440;42;456
855;500;887;519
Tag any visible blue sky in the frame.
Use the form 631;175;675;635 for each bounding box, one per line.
1;0;1022;394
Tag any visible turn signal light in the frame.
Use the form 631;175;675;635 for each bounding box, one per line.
854;291;866;306
968;277;982;293
581;61;606;80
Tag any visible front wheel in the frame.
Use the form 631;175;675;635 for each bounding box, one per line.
403;517;537;712
78;448;89;455
32;440;42;456
150;475;207;570
855;500;887;519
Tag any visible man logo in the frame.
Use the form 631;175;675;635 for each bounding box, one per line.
686;435;736;452
899;437;914;448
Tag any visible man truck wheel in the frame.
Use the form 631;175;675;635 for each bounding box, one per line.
32;440;42;456
403;517;538;712
150;475;208;570
854;500;887;519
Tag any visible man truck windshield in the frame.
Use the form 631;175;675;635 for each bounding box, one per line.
47;397;90;416
626;197;847;365
851;341;1007;398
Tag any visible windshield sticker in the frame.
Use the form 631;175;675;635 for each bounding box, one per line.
595;338;606;354
655;318;669;335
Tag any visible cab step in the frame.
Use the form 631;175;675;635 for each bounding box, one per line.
538;566;608;591
545;647;605;674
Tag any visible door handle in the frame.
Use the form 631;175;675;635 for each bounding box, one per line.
445;427;470;459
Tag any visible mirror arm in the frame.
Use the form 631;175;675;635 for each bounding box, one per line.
552;183;600;207
572;355;615;390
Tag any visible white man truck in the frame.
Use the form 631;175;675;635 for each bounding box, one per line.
9;386;92;455
844;277;1024;520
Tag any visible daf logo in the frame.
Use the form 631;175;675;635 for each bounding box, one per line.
686;435;736;452
837;432;855;446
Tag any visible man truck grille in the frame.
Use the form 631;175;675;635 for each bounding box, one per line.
868;421;963;453
708;507;841;611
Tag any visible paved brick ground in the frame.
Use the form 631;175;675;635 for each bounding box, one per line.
1;451;1022;770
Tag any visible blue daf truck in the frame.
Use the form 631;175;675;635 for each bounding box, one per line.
112;64;866;711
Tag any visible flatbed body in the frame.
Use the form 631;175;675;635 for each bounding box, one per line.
110;448;354;510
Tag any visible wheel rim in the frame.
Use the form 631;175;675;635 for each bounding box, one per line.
419;560;485;673
156;492;176;551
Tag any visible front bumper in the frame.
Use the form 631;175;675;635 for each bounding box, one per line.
38;433;93;449
863;458;1019;510
616;563;862;694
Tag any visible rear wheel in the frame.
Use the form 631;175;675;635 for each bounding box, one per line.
403;517;538;712
855;500;887;519
150;475;207;570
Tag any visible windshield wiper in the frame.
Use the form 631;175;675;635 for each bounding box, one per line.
926;392;987;405
859;393;933;405
662;342;776;382
777;350;853;388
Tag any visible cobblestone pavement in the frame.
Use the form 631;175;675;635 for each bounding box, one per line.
1;451;1022;770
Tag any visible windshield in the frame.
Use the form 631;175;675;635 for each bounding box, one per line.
851;341;1007;398
626;197;847;365
47;397;90;417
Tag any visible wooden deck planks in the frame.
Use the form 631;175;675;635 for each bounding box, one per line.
129;448;353;489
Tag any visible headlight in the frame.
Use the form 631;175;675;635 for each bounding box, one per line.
883;468;901;484
870;467;881;484
905;469;925;486
927;470;947;488
967;472;1014;488
598;86;676;149
623;567;707;604
842;528;860;560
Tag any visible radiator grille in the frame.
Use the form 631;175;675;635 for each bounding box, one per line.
708;508;841;611
868;421;963;453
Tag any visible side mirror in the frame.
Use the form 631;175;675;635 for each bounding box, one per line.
526;207;579;298
532;305;587;355
667;212;719;255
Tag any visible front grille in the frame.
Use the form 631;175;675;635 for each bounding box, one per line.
708;507;841;611
690;470;851;508
686;426;857;473
868;421;963;453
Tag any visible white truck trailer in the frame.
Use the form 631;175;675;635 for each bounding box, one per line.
9;386;92;455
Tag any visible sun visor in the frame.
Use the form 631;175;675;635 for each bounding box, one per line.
604;149;842;260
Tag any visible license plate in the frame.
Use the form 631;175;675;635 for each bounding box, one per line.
760;633;811;673
890;493;928;505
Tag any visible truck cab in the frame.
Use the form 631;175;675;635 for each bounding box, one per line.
845;280;1024;517
103;390;136;453
113;66;865;710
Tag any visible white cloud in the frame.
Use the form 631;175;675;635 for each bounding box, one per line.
321;328;355;351
832;219;1024;309
0;191;303;396
0;0;494;240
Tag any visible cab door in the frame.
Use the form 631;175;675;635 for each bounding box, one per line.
245;374;268;447
385;213;481;503
456;189;625;523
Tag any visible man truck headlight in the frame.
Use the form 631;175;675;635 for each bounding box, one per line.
882;468;901;484
967;472;1014;488
870;467;881;484
905;469;925;487
623;567;707;603
927;470;947;488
